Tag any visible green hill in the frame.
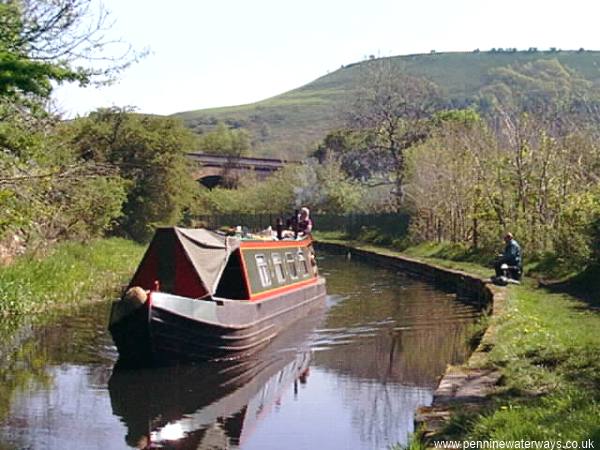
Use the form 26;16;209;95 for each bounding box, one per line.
172;50;600;159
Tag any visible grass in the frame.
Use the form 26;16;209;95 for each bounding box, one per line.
467;284;600;441
314;233;600;443
0;238;144;318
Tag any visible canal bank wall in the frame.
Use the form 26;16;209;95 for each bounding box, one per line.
315;241;506;443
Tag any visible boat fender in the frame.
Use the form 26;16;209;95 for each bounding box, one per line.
122;286;148;308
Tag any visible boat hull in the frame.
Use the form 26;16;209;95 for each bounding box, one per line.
109;277;326;365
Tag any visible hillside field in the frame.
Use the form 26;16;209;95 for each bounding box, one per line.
173;50;600;159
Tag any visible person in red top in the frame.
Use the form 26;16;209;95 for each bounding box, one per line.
297;207;313;236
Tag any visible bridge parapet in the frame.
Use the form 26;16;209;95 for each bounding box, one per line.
188;152;294;188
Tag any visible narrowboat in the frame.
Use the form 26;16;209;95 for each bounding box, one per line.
108;227;326;365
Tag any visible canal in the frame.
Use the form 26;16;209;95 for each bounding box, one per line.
0;250;483;450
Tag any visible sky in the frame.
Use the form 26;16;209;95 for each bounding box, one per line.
52;0;600;117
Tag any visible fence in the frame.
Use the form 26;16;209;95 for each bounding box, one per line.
192;213;410;238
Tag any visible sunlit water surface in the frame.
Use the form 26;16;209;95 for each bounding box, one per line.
0;251;482;450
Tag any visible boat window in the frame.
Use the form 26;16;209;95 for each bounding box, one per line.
285;252;298;279
272;253;286;283
297;249;309;276
255;254;272;287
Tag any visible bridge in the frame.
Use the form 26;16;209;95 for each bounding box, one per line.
188;152;292;188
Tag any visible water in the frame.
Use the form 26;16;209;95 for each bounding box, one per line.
0;251;482;450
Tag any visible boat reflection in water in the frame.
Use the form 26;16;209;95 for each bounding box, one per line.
109;308;323;450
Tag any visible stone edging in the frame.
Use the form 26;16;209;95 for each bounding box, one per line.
315;241;506;442
416;283;506;442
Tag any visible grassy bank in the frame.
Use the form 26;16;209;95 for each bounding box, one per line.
460;284;599;441
0;238;144;318
0;238;144;438
314;232;600;443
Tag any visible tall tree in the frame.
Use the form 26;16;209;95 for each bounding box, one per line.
344;58;440;208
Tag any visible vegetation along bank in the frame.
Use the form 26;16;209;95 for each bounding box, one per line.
0;238;144;325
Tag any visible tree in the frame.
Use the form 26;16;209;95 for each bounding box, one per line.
479;59;600;131
0;111;129;242
196;122;250;157
406;106;600;265
344;59;440;208
313;129;388;181
0;0;144;250
64;108;198;241
0;0;141;100
311;157;366;213
407;113;487;244
196;122;251;187
196;159;367;217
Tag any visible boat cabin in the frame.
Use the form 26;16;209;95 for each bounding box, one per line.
128;228;318;302
219;240;317;301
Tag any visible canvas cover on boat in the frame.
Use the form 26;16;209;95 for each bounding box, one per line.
129;228;240;298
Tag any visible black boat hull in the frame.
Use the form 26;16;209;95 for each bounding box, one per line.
109;278;326;365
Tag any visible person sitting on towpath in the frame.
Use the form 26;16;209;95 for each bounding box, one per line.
494;232;523;280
